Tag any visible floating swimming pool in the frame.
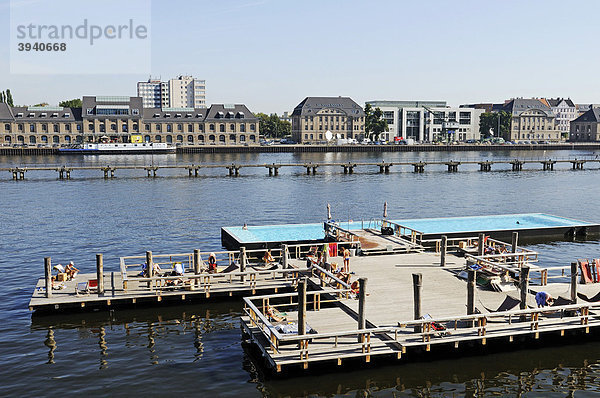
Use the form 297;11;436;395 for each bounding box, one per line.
221;213;599;249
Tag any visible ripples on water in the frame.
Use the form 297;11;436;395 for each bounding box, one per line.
1;149;600;396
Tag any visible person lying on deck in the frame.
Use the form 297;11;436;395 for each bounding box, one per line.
65;262;80;280
535;291;554;307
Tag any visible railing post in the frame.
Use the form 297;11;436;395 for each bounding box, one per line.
478;233;485;256
412;273;422;333
520;266;530;311
467;269;476;315
298;278;307;337
282;244;289;269
571;261;578;304
511;231;518;254
193;249;201;274
323;243;329;265
146;251;153;289
44;257;52;298
240;247;247;282
440;235;447;267
96;253;104;295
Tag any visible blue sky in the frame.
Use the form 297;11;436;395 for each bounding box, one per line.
1;0;599;113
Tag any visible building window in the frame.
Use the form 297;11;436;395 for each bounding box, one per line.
178;123;183;131
240;123;245;132
210;124;215;132
187;135;193;143
53;124;59;133
240;135;246;142
167;124;172;132
209;134;216;141
230;124;235;132
250;124;255;131
155;135;162;142
219;135;225;142
145;124;150;131
188;125;193;132
219;124;225;132
30;124;35;133
111;124;117;131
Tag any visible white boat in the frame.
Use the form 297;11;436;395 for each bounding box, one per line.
59;142;176;154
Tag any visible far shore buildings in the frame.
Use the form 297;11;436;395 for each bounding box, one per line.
0;96;258;146
462;98;563;142
291;96;365;143
137;75;206;109
367;100;483;142
540;98;576;140
569;108;600;142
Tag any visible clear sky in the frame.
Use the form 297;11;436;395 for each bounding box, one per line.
1;0;600;113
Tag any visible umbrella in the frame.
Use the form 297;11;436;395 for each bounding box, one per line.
383;201;388;219
327;203;332;220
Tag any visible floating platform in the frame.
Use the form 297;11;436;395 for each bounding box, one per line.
241;251;600;375
222;213;599;249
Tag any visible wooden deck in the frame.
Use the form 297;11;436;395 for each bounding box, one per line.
241;252;600;373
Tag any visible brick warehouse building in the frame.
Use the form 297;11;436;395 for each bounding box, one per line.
0;96;259;146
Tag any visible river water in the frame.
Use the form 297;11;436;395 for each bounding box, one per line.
1;149;600;396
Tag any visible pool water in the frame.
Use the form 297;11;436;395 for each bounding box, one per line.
224;213;594;244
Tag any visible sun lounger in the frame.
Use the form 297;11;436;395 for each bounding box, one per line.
219;263;239;273
577;292;600;303
76;279;98;295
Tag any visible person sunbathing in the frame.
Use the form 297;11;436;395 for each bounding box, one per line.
208;252;218;273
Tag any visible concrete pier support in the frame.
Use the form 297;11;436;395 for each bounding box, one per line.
445;161;460;172
478;161;492;171
511;160;524;171
571;160;585;170
541;160;556;171
412;162;426;173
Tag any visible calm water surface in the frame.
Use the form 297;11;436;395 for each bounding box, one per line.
1;149;600;396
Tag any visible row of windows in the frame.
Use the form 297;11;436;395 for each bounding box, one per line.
1;134;259;145
2;122;256;134
304;133;347;140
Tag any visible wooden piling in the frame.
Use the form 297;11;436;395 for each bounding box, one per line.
44;257;52;298
323;243;329;265
96;253;104;295
240;247;247;282
282;244;289;269
412;273;422;332
358;278;367;330
467;270;476;315
511;231;518;254
520;266;530;310
478;233;485;256
571;261;578;304
298;278;307;336
146;251;153;289
440;235;447;267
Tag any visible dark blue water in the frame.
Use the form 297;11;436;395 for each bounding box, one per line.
1;149;600;396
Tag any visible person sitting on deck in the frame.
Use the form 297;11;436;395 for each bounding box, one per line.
263;249;275;265
208;252;218;273
65;262;80;280
535;291;554;307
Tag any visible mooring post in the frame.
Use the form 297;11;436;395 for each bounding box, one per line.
146;250;153;289
512;231;518;254
467;269;476;315
571;261;578;304
478;233;485;256
323;243;329;265
282;244;289;269
440;235;447;267
519;266;530;311
298;278;307;337
193;249;201;275
358;277;367;343
44;257;52;298
412;273;422;333
96;253;104;295
240;247;247;282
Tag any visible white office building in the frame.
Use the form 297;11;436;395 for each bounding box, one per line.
366;100;483;142
137;75;206;109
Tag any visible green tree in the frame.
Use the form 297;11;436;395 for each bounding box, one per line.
257;112;290;138
59;98;82;108
479;111;511;139
6;89;13;107
0;91;4;103
364;103;388;141
33;102;49;107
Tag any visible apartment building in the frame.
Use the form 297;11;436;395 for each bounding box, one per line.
500;98;561;142
137;75;206;109
570;108;600;142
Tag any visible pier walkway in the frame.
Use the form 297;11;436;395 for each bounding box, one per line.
4;156;600;180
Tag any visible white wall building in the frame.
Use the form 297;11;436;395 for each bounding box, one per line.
137;75;206;109
169;75;206;109
544;98;576;140
137;78;169;108
366;100;483;142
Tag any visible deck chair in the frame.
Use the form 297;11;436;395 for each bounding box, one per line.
421;314;450;337
219;263;239;273
53;264;66;273
551;296;573;306
76;279;98;295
